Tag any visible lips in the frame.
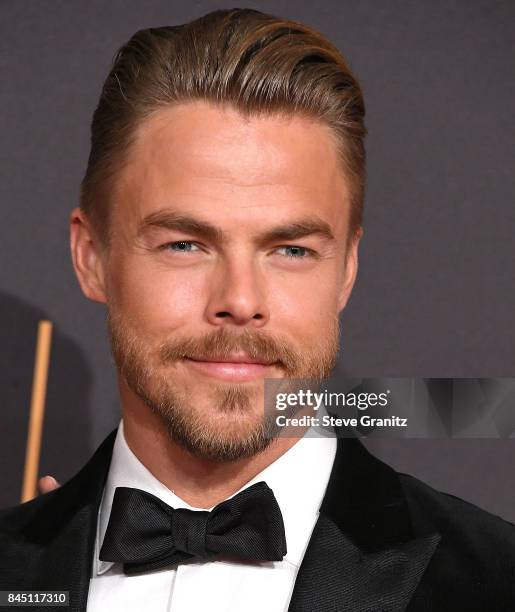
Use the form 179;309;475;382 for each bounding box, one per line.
188;353;275;366
182;353;278;382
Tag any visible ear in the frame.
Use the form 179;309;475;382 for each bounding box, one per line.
337;227;362;313
69;207;107;304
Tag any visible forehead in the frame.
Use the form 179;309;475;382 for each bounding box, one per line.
111;100;350;235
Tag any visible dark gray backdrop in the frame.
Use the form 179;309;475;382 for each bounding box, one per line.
1;1;514;519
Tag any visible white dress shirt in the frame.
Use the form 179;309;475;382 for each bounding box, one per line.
86;414;337;612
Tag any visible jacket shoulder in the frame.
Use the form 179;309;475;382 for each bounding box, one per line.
0;491;62;538
399;472;515;609
400;471;515;543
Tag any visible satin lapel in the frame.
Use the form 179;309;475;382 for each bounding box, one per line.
288;437;441;612
17;428;117;612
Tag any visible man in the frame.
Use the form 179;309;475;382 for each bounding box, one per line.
1;8;514;612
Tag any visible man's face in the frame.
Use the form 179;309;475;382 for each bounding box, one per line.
73;100;359;461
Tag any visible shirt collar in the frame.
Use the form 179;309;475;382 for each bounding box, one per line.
95;410;336;575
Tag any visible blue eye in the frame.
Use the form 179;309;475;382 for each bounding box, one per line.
278;246;310;258
165;241;199;252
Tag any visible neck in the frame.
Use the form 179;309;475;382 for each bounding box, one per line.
119;379;304;509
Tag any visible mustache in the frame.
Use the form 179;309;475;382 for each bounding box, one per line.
158;327;300;373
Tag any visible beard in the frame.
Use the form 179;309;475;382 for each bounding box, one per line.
107;306;340;463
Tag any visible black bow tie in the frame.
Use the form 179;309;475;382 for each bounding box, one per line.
99;481;287;575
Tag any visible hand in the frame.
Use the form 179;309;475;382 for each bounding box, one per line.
38;475;61;495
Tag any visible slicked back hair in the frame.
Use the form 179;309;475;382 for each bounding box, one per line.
80;8;367;246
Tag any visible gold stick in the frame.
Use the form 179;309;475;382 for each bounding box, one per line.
21;320;53;503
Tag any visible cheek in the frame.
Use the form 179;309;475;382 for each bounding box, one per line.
268;271;340;339
109;261;206;332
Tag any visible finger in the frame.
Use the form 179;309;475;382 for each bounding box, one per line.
38;475;60;495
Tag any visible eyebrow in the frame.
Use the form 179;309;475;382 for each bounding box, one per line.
137;211;224;243
259;220;335;243
137;210;335;244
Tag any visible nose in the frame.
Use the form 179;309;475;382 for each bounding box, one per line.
204;256;270;328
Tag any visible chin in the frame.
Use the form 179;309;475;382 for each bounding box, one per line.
196;408;264;434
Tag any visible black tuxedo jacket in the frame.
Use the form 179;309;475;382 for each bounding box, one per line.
1;428;515;611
